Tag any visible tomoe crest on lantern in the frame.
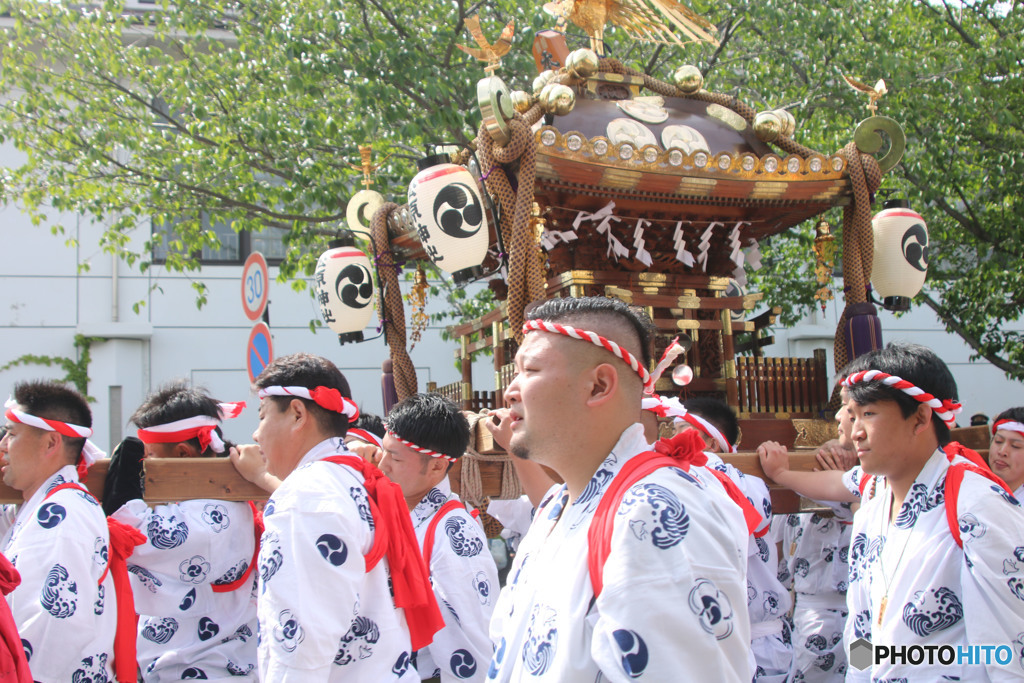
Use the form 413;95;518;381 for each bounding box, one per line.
314;241;375;344
408;154;489;284
870;199;929;312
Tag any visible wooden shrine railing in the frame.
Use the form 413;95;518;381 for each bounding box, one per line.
736;349;829;417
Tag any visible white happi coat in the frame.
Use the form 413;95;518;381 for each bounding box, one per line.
410;477;498;682
112;497;259;680
257;438;417;681
488;424;752;683
842;449;1024;681
699;452;794;683
781;506;853;682
0;466;117;682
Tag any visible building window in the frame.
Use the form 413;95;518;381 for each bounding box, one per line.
152;215;288;264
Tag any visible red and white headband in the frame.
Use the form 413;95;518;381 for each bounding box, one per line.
993;419;1024;439
347;428;384;449
386;431;456;463
136;401;246;454
522;319;653;391
639;395;735;453
258;386;359;421
646;337;686;395
841;370;963;428
4;398;106;466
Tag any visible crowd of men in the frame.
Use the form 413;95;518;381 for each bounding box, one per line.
0;295;1023;682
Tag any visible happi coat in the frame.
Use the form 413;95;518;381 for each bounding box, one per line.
699;451;794;683
780;505;853;682
487;424;752;683
257;438;417;681
112;498;259;680
410;478;497;682
0;466;117;682
842;449;1024;681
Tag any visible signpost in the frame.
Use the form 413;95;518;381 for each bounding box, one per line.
246;321;274;384
240;251;269;321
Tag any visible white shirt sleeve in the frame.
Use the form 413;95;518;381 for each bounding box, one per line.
425;508;498;682
258;502;367;680
7;490;110;683
957;472;1024;681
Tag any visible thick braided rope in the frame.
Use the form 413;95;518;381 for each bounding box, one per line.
371;202;418;400
842;370;963;427
601;58;823;159
478;110;546;343
993;420;1024;438
523;319;653;391
460;411;521;507
385;430;455;463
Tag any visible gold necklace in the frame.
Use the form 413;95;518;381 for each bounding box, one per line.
876;486;915;626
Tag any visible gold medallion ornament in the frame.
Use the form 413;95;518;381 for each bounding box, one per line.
607;118;659;148
671;64;704;93
616;96;669;124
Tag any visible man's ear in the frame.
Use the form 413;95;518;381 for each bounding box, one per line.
427;455;449;477
175;442;200;458
42;431;63;460
288;398;309;427
912;403;934;435
585;363;619;408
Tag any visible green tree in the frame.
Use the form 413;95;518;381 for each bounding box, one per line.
0;0;1021;377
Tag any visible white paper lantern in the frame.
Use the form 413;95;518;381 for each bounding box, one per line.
314;241;375;344
408;155;489;284
870;200;929;311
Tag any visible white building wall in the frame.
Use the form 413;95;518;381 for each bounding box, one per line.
0;196;494;454
760;299;1024;423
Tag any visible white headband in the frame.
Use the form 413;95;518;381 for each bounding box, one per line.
258;386;359;421
135;402;245;454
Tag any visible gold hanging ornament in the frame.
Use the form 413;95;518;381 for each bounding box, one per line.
408;265;430;351
346;145;390;238
813;219;837;313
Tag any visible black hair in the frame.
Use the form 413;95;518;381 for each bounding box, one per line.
255;353;353;436
682;396;740;448
842;342;957;446
131;380;231;456
385;393;470;468
12;380;92;462
353;412;386;439
524;296;655;369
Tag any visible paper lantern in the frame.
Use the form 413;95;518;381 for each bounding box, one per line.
408;154;489;284
314;240;374;344
870;199;929;311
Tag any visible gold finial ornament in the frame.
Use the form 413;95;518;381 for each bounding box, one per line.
456;15;515;74
671;65;704;94
346;145;386;238
753;111;782;142
566;48;600;79
533;69;557;95
544;0;718;55
478;76;516;145
843;75;888;115
540;83;576;116
510;90;536;113
774;109;796;137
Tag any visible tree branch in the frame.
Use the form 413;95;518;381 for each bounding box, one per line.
920;291;1023;376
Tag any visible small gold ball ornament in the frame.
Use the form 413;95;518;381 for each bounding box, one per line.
774;109;796;137
532;70;557;96
540;83;575;116
671;65;704;94
753;111;782;142
510;90;536;114
566;48;600;79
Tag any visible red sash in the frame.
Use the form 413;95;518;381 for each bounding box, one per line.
322;456;444;651
211;502;263;594
45;483;144;683
421;500;471;575
588;431;763;598
0;554;30;683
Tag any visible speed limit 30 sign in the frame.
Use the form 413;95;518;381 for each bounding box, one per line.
241;252;269;321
